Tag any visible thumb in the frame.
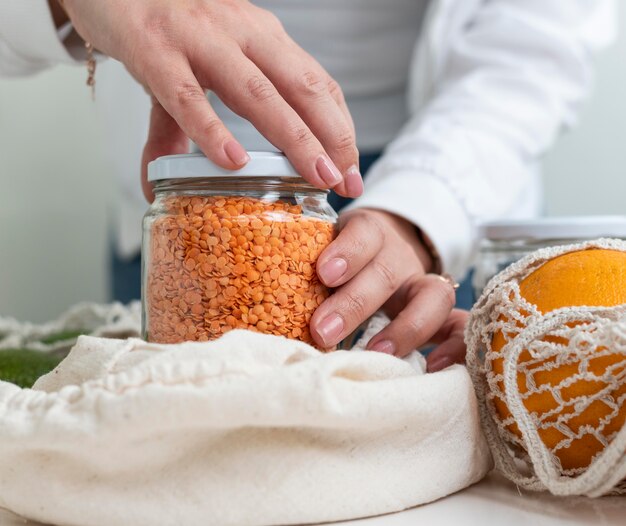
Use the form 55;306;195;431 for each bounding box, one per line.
141;100;190;202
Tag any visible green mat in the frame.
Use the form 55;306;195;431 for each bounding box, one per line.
0;330;87;388
0;350;65;388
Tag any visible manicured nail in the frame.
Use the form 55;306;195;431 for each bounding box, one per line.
318;257;348;285
369;340;395;355
427;356;453;373
316;155;343;187
345;165;364;197
224;140;250;166
316;314;344;346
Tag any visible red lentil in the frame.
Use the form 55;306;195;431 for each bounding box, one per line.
145;195;334;347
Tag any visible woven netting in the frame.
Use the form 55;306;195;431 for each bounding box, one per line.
0;302;142;354
466;238;626;497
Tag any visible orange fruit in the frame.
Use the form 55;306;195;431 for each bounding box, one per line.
489;249;626;472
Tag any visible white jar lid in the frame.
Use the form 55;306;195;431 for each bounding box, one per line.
480;216;626;241
148;151;298;182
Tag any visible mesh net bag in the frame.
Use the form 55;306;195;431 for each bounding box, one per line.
466;238;626;497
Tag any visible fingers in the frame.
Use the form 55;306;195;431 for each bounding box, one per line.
141;100;190;202
246;35;362;197
426;310;469;372
311;252;410;349
144;56;250;173
139;11;362;198
316;212;386;287
206;50;348;194
197;43;358;196
365;274;457;359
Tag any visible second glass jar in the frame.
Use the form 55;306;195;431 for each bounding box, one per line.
142;152;337;347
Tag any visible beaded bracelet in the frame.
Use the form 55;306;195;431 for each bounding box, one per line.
57;0;96;98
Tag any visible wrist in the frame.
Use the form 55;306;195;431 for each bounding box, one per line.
415;228;441;275
49;0;69;28
383;213;437;274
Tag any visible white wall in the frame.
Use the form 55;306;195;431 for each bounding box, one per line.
1;11;625;323
0;66;112;323
544;12;626;216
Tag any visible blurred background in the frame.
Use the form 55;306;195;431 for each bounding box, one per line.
1;10;625;324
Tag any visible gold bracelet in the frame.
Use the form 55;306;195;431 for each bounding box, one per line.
86;41;96;99
56;0;96;99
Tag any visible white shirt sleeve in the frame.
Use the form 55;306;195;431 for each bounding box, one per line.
347;0;617;280
0;1;80;76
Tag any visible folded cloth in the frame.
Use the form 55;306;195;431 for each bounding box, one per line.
0;330;491;526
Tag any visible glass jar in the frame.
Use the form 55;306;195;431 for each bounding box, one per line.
142;152;337;346
473;216;626;299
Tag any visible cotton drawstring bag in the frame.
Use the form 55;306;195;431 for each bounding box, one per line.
0;306;491;526
466;238;626;497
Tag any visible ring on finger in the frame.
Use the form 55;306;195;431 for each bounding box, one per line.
436;272;460;290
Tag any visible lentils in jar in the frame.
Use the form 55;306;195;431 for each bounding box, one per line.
142;153;337;347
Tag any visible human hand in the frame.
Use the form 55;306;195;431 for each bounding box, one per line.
59;0;362;201
423;309;468;372
310;209;463;368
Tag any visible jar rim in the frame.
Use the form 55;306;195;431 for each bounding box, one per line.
480;216;626;241
151;176;328;196
148;151;300;182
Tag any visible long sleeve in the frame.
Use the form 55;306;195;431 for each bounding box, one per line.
0;1;80;76
347;0;617;279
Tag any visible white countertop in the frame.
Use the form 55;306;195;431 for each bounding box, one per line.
348;472;626;526
1;472;624;526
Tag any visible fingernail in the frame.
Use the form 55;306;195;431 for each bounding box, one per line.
369;340;395;355
345;165;364;197
224;140;250;166
316;314;344;346
316;155;343;187
428;356;453;373
318;257;348;285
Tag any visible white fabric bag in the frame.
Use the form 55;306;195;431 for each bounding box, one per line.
0;328;491;526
